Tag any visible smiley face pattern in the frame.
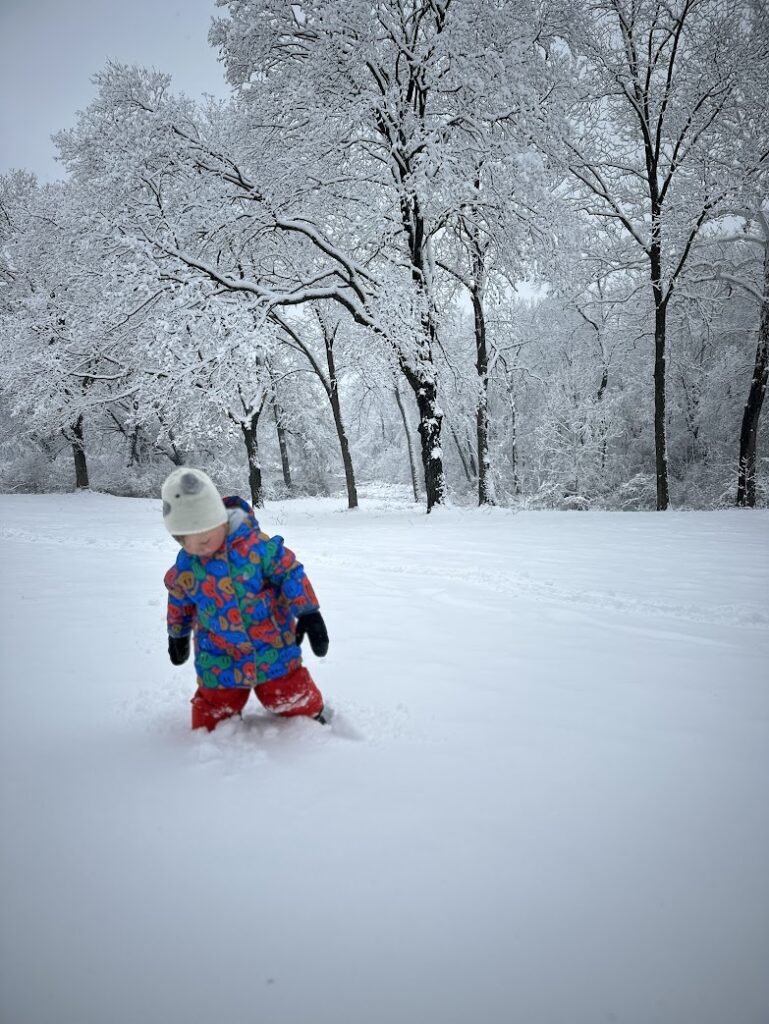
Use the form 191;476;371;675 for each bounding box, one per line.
164;496;320;689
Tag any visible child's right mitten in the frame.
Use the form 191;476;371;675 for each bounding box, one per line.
168;635;190;665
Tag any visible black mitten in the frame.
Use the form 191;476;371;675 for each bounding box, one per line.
168;634;190;666
295;611;329;657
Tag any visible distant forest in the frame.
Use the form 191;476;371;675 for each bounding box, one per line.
1;0;767;511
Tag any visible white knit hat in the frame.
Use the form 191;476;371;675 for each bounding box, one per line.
161;468;227;536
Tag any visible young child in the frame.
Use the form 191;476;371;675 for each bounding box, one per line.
161;467;329;731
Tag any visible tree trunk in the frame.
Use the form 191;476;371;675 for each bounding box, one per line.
653;317;670;509
128;426;142;467
737;247;769;507
272;395;293;492
397;306;445;511
167;429;185;467
394;384;419;502
240;417;263;508
329;381;358;510
510;385;520;495
70;415;89;490
449;423;475;486
499;362;521;497
155;414;185;466
417;379;445;512
324;330;358;510
471;277;494;506
398;183;446;511
651;240;670;510
400;363;445;512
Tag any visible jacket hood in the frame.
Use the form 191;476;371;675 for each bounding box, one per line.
223;495;259;539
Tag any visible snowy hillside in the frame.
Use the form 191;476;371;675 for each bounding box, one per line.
1;491;767;1024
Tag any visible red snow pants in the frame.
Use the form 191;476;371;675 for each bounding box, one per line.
190;666;324;731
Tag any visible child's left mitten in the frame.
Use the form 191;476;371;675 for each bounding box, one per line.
295;611;329;657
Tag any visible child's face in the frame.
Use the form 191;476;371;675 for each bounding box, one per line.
178;523;228;558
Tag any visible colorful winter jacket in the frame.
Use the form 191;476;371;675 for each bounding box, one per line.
164;496;320;689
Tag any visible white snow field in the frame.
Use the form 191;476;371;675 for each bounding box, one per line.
1;490;767;1024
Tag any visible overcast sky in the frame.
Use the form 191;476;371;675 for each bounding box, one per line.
0;0;231;182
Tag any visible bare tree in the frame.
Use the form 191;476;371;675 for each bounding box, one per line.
558;0;769;508
272;308;359;510
737;238;769;506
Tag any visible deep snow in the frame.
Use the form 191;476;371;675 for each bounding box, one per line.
1;491;767;1024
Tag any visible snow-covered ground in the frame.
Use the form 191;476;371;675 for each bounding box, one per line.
1;490;767;1024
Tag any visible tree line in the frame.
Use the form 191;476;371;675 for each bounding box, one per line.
1;0;767;511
